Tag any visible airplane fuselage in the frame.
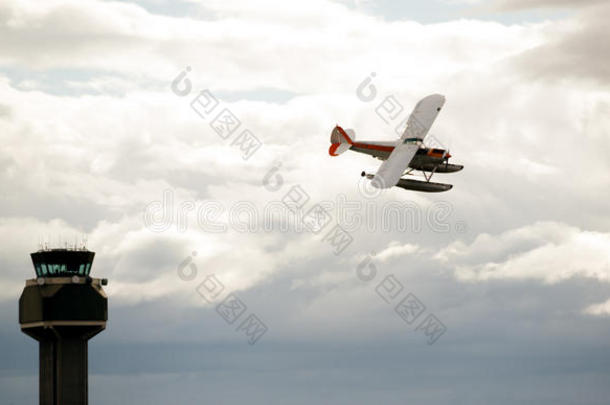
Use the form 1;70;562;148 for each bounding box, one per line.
349;140;463;173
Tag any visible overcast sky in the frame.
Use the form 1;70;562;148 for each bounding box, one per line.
1;0;609;404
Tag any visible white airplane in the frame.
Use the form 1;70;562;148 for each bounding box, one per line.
329;94;463;192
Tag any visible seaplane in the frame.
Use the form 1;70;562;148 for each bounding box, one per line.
329;94;463;192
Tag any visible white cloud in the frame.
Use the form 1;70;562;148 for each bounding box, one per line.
376;241;419;262
0;0;547;93
1;0;608;317
584;298;610;317
438;222;610;284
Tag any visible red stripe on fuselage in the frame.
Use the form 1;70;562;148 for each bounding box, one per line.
350;142;452;159
352;142;394;152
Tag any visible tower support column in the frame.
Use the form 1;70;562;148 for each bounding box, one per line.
39;334;89;405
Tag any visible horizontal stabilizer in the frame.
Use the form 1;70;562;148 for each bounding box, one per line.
329;142;351;156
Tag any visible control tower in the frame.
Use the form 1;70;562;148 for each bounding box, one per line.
19;248;108;405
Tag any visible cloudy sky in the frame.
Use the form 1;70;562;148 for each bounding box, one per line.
1;0;609;403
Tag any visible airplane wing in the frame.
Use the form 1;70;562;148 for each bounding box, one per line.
372;94;446;189
401;94;445;141
371;141;419;189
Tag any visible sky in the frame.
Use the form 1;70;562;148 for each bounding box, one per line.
1;0;609;403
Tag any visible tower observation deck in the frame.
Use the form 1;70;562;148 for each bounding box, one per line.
19;248;108;405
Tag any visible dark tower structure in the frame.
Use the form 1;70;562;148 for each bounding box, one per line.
19;248;108;405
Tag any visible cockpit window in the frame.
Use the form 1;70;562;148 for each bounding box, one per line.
403;137;420;144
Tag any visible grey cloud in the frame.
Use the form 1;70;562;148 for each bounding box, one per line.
510;4;610;85
4;242;610;404
105;238;187;282
0;1;148;67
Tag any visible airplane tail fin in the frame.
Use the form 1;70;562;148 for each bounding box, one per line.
329;125;354;156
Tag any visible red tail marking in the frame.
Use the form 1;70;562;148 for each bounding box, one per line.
329;143;341;156
336;126;353;145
